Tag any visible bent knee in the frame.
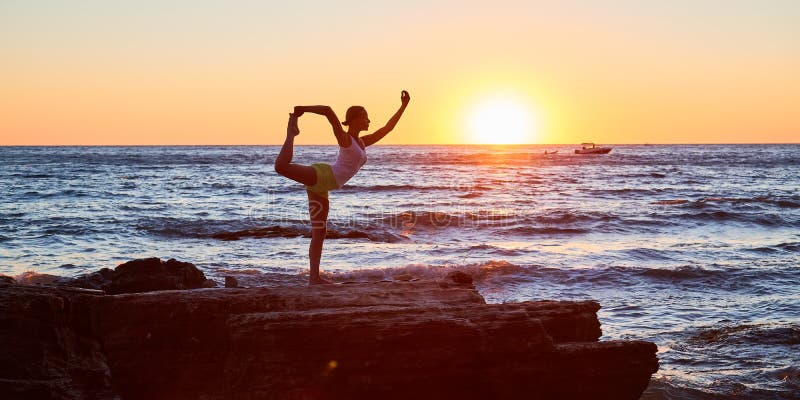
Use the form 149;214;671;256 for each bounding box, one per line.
274;162;287;176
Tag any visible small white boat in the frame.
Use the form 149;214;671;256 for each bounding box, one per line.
574;143;612;154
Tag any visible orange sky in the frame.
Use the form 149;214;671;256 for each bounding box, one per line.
1;1;798;145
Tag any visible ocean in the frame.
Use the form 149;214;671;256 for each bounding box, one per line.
1;144;799;399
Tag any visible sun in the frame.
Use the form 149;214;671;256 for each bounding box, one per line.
466;96;540;144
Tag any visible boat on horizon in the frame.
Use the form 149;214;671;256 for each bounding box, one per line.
575;143;612;154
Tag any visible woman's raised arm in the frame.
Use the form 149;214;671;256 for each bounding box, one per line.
362;91;410;147
294;105;347;146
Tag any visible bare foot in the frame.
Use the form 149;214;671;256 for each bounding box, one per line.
309;277;333;285
287;113;300;137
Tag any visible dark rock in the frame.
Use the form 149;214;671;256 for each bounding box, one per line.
497;300;602;342
60;268;114;291
60;258;206;294
1;279;659;399
15;271;61;285
447;270;474;284
97;282;656;399
106;258;207;294
438;270;474;288
224;276;238;288
203;279;218;288
392;273;414;282
0;275;15;285
0;285;111;399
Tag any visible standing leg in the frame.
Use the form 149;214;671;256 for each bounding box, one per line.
307;190;331;284
275;113;317;186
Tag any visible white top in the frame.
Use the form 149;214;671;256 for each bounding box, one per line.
331;137;367;187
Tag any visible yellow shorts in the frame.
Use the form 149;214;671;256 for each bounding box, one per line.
306;163;339;198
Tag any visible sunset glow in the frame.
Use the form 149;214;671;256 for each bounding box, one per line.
466;96;541;144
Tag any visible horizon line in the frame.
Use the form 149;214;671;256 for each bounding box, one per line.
1;142;799;147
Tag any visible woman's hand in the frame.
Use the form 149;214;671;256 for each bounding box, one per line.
293;106;305;117
401;90;410;105
287;113;300;137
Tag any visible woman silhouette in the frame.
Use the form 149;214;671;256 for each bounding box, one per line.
274;90;410;284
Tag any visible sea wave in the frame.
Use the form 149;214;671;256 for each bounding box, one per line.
210;225;408;243
323;260;525;283
372;210;630;233
589;188;668;196
668;210;794;227
137;217;410;243
0;211;26;219
638;265;724;280
6;173;56;179
523;265;731;286
495;226;588;235
376;210;518;229
650;196;800;214
318;262;764;287
771;367;800;392
465;244;523;256
533;211;613;224
338;184;460;192
135;217;257;238
643;377;794;400
775;242;800;252
652;196;800;210
623;248;677;261
689;323;800;346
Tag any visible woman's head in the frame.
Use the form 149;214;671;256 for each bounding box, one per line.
342;106;370;131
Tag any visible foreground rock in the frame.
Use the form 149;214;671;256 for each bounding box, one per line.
0;285;110;400
0;274;658;399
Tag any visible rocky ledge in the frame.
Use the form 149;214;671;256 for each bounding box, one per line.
0;260;658;400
